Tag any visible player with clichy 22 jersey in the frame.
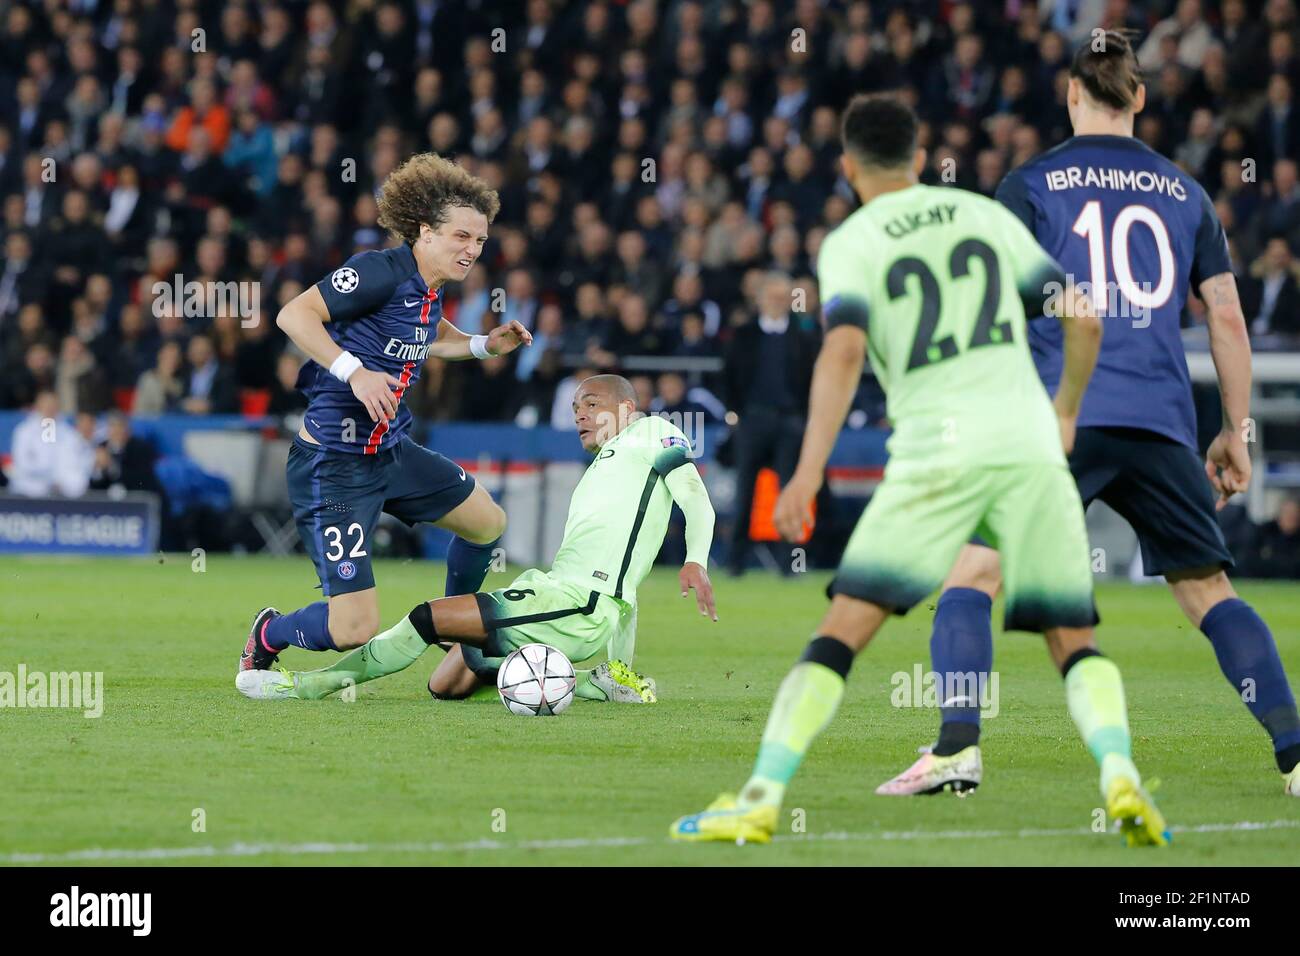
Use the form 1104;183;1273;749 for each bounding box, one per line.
236;154;532;685
672;94;1169;847
876;32;1300;800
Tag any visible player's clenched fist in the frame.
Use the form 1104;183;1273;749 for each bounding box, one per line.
1205;428;1252;510
350;366;405;422
487;319;533;356
773;470;821;543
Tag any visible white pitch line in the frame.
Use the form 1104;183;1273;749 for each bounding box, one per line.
0;835;651;864
784;818;1300;844
2;819;1296;864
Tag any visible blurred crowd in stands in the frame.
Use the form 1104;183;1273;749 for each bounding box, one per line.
3;0;1300;425
1;0;1300;570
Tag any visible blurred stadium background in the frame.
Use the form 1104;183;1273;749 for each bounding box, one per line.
1;0;1298;581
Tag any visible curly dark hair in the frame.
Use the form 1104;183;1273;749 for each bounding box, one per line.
376;152;501;243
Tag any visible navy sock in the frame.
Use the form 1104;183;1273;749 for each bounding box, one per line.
930;587;994;755
1201;598;1300;773
445;535;500;596
263;602;337;652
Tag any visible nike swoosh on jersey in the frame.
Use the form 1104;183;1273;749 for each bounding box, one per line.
404;298;421;307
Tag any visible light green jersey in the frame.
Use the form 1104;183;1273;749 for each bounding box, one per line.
817;183;1067;472
548;415;696;605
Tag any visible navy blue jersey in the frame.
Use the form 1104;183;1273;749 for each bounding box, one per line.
297;243;442;455
996;134;1232;450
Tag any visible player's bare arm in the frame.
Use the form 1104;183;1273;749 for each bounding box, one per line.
773;324;866;542
1049;285;1102;454
425;316;533;360
1200;271;1253;508
276;284;402;423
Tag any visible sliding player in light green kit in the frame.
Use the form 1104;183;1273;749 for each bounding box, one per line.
671;94;1169;847
235;374;717;705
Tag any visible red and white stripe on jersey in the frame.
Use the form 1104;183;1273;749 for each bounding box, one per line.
416;286;437;325
362;287;438;455
363;360;414;454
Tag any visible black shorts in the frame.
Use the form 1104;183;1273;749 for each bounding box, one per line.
287;435;476;596
1069;426;1233;576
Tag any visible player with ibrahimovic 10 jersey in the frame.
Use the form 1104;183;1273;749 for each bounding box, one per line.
670;94;1169;847
235;154;532;686
876;31;1300;799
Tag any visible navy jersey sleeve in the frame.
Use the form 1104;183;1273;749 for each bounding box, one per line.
994;169;1036;233
314;251;401;323
993;177;1065;320
1190;186;1233;287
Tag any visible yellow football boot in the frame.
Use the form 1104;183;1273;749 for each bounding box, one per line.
669;793;777;845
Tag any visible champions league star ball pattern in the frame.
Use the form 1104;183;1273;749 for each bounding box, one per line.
496;644;577;716
331;267;359;293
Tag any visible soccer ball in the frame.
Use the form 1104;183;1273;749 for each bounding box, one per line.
496;643;576;716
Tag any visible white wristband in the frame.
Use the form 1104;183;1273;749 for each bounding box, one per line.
329;351;363;382
469;334;492;360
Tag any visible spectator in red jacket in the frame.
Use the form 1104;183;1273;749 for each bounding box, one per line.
165;78;231;155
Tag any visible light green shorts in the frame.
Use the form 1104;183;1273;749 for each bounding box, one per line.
473;567;635;668
830;462;1098;632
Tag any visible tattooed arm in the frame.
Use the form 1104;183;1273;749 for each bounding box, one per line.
1198;271;1253;508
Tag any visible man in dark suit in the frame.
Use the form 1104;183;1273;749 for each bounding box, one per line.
90;412;163;496
723;272;821;575
1239;237;1300;340
181;332;239;414
1255;75;1300;180
1242;498;1300;580
0;231;48;329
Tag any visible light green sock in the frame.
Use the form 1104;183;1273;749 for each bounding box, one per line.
738;662;846;809
292;615;431;700
1065;654;1141;795
574;670;606;701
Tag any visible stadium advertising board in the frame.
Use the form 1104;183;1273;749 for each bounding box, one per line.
0;493;160;555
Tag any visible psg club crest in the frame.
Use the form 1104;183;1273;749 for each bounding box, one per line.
331;267;359;294
337;560;357;580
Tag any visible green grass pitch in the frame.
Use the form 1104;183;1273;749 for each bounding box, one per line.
1;554;1297;866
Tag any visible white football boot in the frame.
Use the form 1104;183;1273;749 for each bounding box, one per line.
235;668;297;701
589;660;658;703
875;744;982;795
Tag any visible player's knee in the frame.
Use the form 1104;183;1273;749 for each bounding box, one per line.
943;546;1002;598
428;672;473;700
328;609;380;649
1168;568;1235;626
427;680;461;700
465;502;506;545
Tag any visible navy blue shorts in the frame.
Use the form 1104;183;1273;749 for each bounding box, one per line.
287;435;475;596
1069;426;1233;576
970;427;1233;576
